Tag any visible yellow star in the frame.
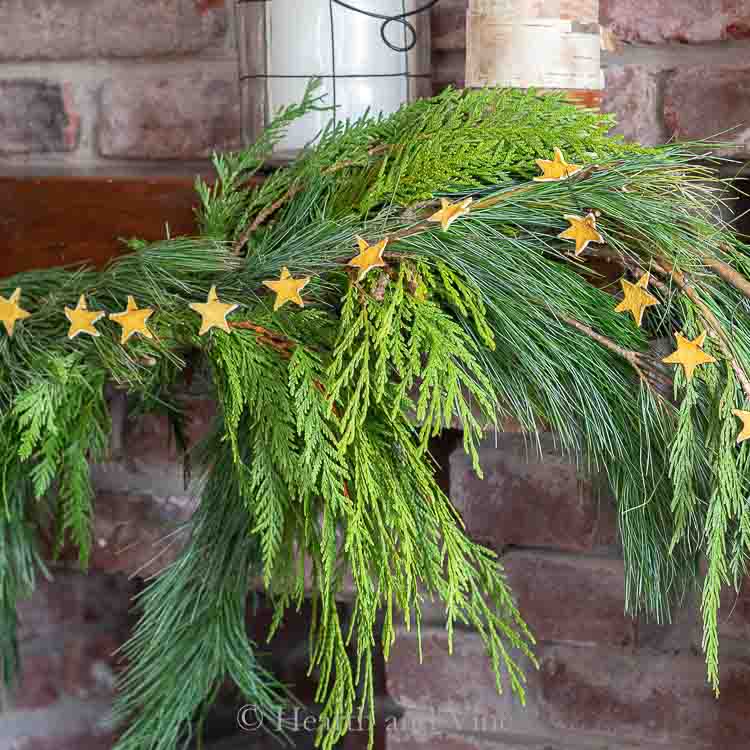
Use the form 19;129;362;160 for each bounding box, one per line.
64;295;105;340
189;286;239;336
0;287;31;337
733;410;750;444
347;237;388;281
662;331;716;382
534;147;582;182
428;197;474;231
109;296;155;345
558;212;604;257
614;272;660;327
262;267;311;311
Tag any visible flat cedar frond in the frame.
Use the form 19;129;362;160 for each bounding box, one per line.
328;266;498;465
9;354;109;566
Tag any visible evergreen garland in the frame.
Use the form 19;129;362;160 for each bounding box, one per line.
0;85;749;748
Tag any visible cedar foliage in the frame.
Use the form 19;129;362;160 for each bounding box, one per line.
0;87;748;748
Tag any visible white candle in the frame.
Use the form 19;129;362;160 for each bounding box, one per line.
266;1;418;152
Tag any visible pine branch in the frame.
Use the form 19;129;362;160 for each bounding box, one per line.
233;180;305;254
112;425;287;750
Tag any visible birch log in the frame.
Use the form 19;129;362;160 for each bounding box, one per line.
466;0;602;107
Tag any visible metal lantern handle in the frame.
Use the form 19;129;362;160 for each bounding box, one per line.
331;0;440;52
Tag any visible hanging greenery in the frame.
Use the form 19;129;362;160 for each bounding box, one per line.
1;85;749;750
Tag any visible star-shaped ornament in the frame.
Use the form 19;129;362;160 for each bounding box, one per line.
348;237;388;281
65;295;105;339
662;331;716;382
109;296;155;345
614;272;660;327
428;197;473;231
534;147;582;182
0;287;31;337
558;212;604;257
262;267;311;311
189;286;239;335
733;410;750;445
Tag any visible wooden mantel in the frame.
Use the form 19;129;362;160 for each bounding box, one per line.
1;168;216;277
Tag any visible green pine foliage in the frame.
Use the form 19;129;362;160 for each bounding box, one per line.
112;423;286;750
0;85;749;748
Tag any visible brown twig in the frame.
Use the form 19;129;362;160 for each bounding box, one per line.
230;321;296;358
232;144;395;256
655;257;750;403
558;313;674;398
559;314;648;379
232;181;305;255
704;252;750;300
322;143;392;175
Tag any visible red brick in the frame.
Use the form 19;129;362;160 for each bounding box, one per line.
539;644;750;747
16;575;81;641
75;572;139;627
602;66;664;146
18;731;117;750
0;79;79;154
601;0;750;43
89;399;215;507
449;434;616;553
63;629;129;698
386;628;539;739
503;551;635;647
17;570;137;641
664;66;750;156
247;598;341;705
432;0;467;51
124;397;216;469
98;72;241;159
90;491;193;577
387;733;537;750
719;578;750;640
433;50;466;91
0;0;226;61
13;650;64;709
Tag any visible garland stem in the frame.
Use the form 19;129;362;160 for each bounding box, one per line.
655;258;750;403
559;314;649;383
229;321;296;358
705;253;750;300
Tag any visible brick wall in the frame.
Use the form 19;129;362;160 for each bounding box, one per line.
4;1;750;749
4;571;135;750
3;1;750;169
12;400;750;749
601;1;750;154
0;0;239;169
